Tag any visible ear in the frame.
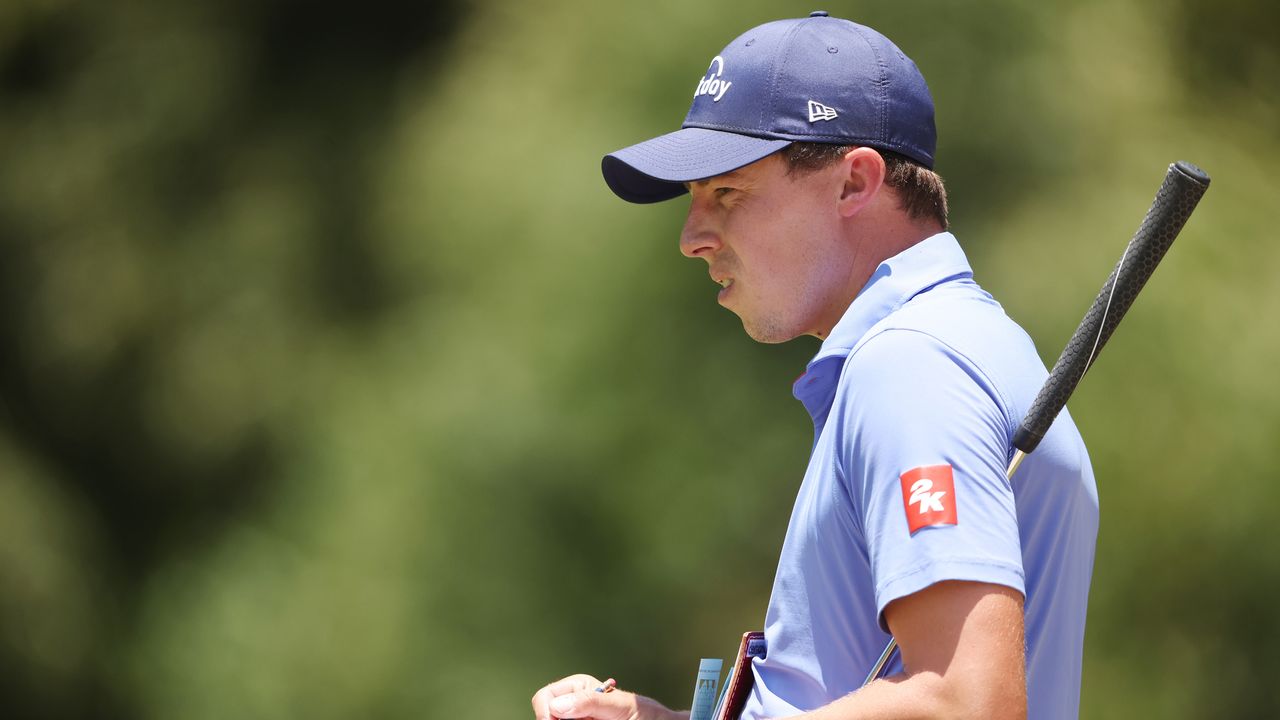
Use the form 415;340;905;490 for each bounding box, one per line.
836;147;887;218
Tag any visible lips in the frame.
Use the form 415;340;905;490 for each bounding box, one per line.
715;278;734;304
709;266;735;303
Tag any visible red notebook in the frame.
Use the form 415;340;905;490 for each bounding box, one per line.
712;631;766;720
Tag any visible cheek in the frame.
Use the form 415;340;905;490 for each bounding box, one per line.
764;209;836;276
726;186;837;291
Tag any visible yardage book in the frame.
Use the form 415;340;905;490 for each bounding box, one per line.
688;658;722;720
688;632;766;720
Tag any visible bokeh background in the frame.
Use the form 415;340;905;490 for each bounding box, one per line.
1;0;1277;718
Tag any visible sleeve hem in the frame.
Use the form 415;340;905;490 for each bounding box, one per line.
875;559;1026;633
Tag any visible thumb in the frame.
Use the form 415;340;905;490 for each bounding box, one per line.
548;688;634;720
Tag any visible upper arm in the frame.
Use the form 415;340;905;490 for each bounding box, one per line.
836;329;1025;628
884;580;1026;720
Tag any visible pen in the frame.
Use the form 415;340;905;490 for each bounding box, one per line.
594;678;617;693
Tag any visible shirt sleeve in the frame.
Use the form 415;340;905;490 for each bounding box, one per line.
832;327;1025;632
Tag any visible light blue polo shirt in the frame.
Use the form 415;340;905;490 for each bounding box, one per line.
742;233;1099;720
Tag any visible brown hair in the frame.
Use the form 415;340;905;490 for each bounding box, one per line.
780;143;949;229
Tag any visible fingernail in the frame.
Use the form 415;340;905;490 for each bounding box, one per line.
549;696;575;716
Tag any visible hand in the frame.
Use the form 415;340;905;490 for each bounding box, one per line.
531;674;685;720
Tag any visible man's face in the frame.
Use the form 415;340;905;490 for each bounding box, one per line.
681;152;854;343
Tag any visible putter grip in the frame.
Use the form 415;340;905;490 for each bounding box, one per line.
1012;161;1210;454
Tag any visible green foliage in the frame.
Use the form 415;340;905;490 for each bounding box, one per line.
1;1;1277;718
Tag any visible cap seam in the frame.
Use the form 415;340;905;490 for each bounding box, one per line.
850;23;890;149
766;20;806;134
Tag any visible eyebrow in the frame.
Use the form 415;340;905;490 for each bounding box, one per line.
687;170;745;188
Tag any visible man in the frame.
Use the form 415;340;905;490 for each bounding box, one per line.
532;12;1097;720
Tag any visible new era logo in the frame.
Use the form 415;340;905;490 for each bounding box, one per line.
900;464;959;535
807;100;838;122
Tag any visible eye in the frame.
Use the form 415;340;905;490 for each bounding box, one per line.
714;186;737;198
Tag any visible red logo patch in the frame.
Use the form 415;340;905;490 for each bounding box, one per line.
900;464;958;535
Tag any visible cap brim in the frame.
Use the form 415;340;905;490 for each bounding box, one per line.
601;127;792;204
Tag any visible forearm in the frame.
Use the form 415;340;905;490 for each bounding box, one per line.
786;581;1027;720
787;669;1023;720
791;674;940;720
633;696;689;720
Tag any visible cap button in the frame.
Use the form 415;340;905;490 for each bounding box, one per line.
809;10;829;17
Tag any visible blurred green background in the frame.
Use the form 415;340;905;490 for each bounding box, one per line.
1;0;1277;718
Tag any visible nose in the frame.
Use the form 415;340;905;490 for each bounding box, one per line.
679;196;722;258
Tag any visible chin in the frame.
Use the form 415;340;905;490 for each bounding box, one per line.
739;317;803;344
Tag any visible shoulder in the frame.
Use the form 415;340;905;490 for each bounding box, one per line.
829;327;1015;469
843;279;1045;423
841;326;1009;421
888;277;1034;367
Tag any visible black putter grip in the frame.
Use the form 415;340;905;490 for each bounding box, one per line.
1012;161;1211;454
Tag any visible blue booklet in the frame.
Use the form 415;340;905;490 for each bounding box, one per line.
688;658;723;720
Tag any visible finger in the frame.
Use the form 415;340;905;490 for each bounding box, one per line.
548;687;635;720
532;675;603;720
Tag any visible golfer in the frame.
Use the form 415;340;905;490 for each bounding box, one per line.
533;12;1098;720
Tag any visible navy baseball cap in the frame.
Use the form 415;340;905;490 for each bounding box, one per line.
602;12;936;204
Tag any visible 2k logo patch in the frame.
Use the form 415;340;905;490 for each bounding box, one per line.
900;464;958;535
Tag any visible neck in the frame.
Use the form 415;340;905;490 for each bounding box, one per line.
811;217;943;339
